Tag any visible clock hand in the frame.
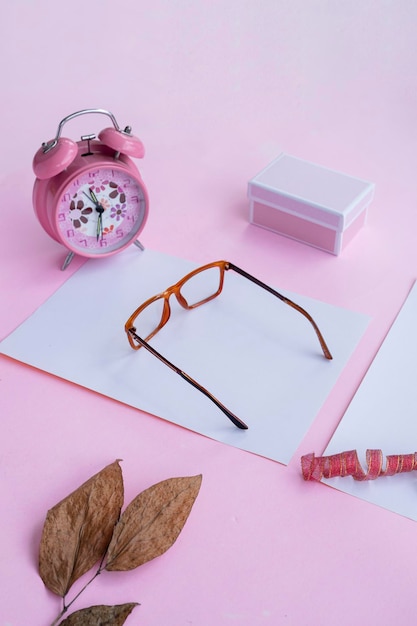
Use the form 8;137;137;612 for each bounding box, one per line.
96;206;104;240
83;189;101;208
83;190;105;240
89;188;100;206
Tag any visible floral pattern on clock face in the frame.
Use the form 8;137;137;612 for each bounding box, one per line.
57;167;146;254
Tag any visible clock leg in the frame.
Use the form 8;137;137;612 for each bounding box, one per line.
133;239;145;251
61;251;75;271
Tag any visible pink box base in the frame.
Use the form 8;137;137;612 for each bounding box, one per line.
251;199;368;255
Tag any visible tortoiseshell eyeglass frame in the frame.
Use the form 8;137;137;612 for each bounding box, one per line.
124;260;333;430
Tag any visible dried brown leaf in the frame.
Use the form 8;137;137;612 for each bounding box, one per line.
39;460;124;596
59;602;138;625
105;474;202;571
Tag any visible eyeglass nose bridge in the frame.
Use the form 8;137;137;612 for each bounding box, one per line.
129;293;172;349
174;288;191;309
158;282;189;313
157;291;174;330
155;284;195;332
164;279;195;310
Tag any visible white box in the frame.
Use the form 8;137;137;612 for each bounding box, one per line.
248;153;375;255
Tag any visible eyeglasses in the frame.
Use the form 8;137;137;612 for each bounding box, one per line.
125;261;332;430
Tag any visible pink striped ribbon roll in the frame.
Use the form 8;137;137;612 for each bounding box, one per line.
301;450;417;482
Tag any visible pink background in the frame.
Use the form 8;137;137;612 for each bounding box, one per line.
1;2;417;624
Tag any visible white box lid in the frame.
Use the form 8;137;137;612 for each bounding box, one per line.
248;153;375;230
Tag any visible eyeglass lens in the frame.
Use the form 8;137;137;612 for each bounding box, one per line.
134;265;222;341
180;266;222;306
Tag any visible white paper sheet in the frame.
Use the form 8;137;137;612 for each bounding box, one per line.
323;281;417;519
0;248;369;464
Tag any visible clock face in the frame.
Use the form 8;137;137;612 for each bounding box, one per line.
56;166;147;254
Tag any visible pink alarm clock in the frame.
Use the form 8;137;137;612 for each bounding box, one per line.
32;108;149;269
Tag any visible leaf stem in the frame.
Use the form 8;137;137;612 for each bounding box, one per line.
49;567;102;626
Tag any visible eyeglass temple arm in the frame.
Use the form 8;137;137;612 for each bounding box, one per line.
128;330;249;430
226;262;333;360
